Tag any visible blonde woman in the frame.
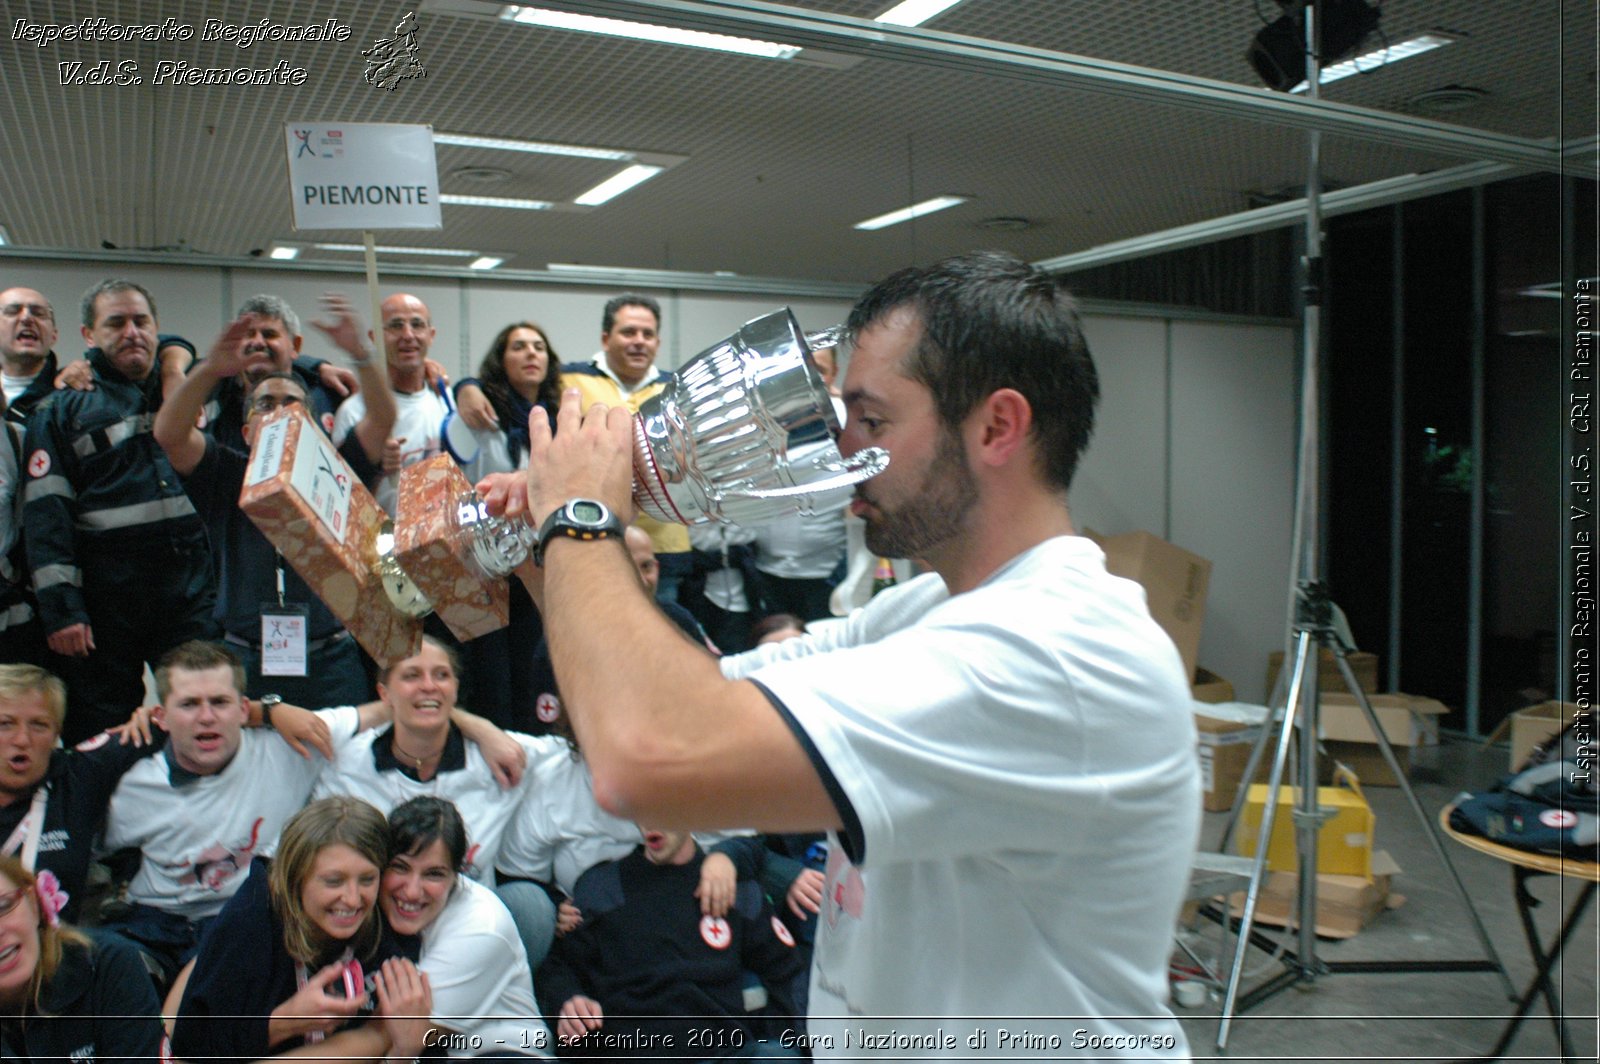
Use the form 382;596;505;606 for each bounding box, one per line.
0;854;163;1062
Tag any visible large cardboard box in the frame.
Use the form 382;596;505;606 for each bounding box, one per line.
1195;708;1261;812
1087;529;1211;681
1239;774;1375;879
1484;701;1580;770
1226;851;1404;939
1265;648;1379;700
1317;692;1449;785
240;406;422;665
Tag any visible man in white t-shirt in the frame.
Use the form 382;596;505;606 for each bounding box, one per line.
96;640;343;984
332;291;449;514
490;251;1201;1059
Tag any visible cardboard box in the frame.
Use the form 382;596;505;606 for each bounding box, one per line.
1484;701;1580;770
240;406;422;665
394;455;511;642
1087;529;1211;681
1226;851;1404;939
1239;775;1375;879
1265;649;1379;700
1194;708;1261;812
1317;693;1449;785
1191;668;1235;704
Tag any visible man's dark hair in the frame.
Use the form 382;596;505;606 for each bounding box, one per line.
601;293;662;335
80;279;158;329
388;796;470;874
845;250;1099;493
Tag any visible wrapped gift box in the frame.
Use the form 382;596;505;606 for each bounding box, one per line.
239;406;422;665
394;454;510;642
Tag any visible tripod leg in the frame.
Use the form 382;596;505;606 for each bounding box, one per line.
1329;648;1515;998
1217;631;1315;1049
1218;657;1291;853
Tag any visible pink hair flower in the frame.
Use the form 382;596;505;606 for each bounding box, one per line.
34;870;68;927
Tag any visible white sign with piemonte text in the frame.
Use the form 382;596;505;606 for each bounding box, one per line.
285;122;441;230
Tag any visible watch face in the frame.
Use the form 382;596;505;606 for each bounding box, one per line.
570;500;606;524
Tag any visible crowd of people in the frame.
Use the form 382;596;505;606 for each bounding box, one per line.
0;251;1201;1062
0;279;843;1061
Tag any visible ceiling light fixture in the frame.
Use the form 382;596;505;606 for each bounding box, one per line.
434;131;632;161
267;244;301;260
854;195;970;231
312;243;479;257
468;256;506;270
0;225;11;246
499;5;801;60
1290;32;1460;92
574;164;664;206
875;1;966;28
440;193;555;210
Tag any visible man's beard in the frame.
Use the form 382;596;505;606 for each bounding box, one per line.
862;426;977;561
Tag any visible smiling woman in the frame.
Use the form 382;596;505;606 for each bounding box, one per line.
171;797;432;1064
0;856;163;1063
383;797;550;1058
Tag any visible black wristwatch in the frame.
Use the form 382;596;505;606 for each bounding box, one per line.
259;693;283;729
533;499;625;567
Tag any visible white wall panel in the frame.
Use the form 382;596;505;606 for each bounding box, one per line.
1072;315;1171;539
1169;321;1296;703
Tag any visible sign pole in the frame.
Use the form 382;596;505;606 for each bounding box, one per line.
363;230;384;369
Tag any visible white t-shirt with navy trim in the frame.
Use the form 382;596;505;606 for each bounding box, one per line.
727;535;1200;1059
311;706;562;884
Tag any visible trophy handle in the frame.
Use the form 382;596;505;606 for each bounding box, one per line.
731;446;889;502
804;325;847;351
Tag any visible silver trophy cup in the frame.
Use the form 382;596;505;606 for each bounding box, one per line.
449;307;888;580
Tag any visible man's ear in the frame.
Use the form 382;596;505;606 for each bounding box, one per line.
972;388;1033;467
80;325;94;347
151;705;168;730
292;334;304;354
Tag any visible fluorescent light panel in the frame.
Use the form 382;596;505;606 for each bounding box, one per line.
313;243;479;257
267;245;300;260
468;257;505;270
875;1;966;28
433;131;631;161
574;164;664;206
0;225;12;246
1291;32;1458;92
440;193;554;210
854;195;969;231
500;6;800;60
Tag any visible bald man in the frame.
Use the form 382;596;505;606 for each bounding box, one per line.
331;292;449;515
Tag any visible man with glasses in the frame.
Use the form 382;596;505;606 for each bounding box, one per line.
153;294;393;706
331;291;448;514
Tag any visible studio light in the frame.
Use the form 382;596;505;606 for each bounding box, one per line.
1248;0;1382;92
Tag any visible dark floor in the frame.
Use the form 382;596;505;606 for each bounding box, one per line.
1172;736;1598;1063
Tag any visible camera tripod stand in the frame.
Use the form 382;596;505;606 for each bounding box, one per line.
1211;581;1513;1048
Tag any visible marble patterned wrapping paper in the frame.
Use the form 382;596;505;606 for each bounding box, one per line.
394;454;510;641
239;406;423;666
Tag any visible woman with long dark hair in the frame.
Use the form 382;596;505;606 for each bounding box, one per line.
455;322;563;730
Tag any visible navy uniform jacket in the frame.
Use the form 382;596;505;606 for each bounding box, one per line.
0;735;160;924
20;337;212;632
537;845;802;1055
0;933;163;1064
